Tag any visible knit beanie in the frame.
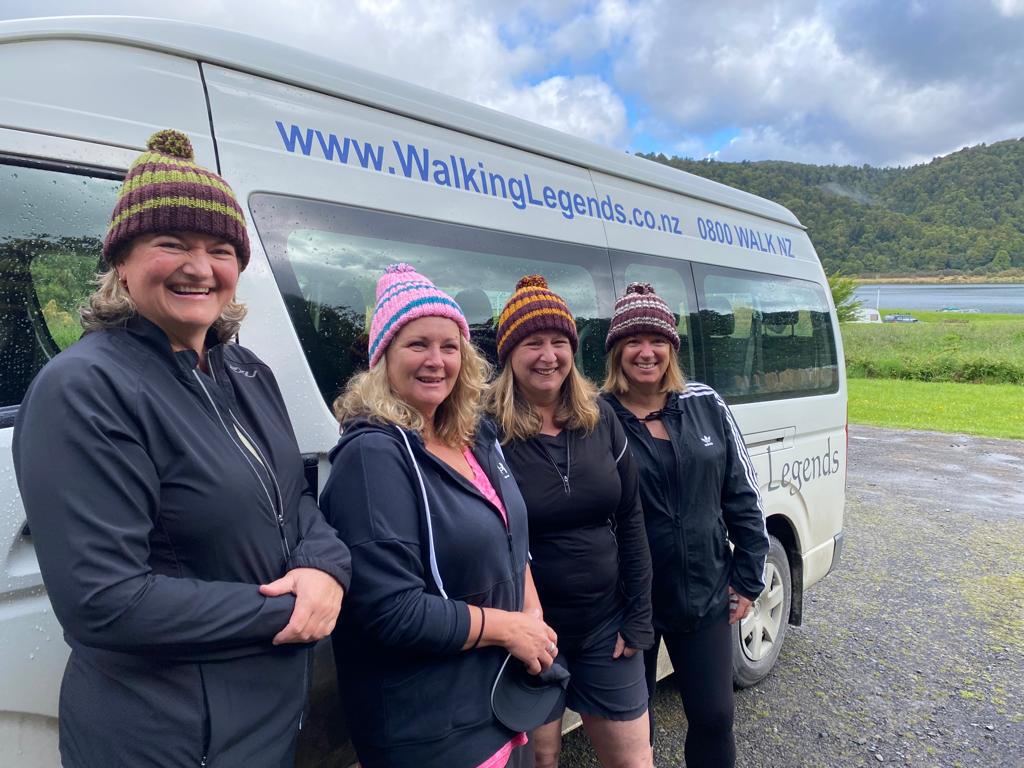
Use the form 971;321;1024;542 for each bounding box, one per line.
103;129;251;268
605;282;680;351
495;275;578;364
368;263;470;368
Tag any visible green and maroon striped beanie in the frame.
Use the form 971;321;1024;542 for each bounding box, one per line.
605;282;680;351
496;275;578;364
103;129;250;268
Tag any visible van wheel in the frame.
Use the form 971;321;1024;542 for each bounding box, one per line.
732;535;791;688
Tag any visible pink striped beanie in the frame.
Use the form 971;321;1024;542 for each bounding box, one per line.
605;282;680;351
368;263;470;367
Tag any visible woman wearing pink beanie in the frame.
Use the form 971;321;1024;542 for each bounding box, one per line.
320;264;556;768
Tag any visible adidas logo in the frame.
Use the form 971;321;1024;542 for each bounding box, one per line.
701;435;714;447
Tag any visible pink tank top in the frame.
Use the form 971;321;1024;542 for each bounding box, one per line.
461;449;526;767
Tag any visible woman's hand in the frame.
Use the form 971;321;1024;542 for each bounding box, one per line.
260;568;345;644
728;586;754;625
611;632;639;659
472;609;558;675
502;611;559;675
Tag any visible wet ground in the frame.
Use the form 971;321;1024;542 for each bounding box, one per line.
562;424;1024;767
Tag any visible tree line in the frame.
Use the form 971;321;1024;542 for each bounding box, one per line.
640;138;1024;277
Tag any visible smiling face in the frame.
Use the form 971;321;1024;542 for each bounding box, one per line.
619;333;673;390
385;316;463;422
508;331;573;406
117;232;240;353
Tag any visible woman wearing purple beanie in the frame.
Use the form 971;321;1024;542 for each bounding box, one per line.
601;282;769;768
320;263;557;768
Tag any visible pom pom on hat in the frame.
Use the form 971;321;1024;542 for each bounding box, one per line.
102;128;250;268
605;282;680;351
367;263;470;368
495;274;578;364
516;275;549;290
146;129;195;159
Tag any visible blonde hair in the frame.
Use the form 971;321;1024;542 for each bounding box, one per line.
80;268;247;343
601;337;686;396
333;338;490;448
486;361;600;443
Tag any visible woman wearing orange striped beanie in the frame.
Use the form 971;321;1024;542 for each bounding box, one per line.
486;276;655;768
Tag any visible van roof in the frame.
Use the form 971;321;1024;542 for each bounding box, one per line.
0;15;802;228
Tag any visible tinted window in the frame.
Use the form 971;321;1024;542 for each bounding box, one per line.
692;264;839;402
249;195;615;405
0;161;121;420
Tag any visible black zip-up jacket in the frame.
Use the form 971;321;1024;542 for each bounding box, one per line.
500;398;654;651
603;383;768;633
13;316;351;768
321;417;529;768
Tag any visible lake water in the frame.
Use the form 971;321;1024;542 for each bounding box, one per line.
853;283;1024;314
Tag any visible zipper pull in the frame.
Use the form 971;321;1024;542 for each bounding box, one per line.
561;475;570;495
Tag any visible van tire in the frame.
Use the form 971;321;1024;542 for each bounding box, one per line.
732;535;791;688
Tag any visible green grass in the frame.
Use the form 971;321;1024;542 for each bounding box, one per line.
848;378;1024;439
842;310;1024;384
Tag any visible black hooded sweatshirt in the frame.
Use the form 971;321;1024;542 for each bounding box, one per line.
321;417;529;768
13;316;351;768
603;383;769;633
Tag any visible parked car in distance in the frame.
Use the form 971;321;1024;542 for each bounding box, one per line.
883;313;919;323
852;308;882;323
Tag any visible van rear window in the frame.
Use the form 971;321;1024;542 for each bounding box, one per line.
693;264;840;402
250;195;614;406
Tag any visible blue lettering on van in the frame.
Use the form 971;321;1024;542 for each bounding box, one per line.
276;120;688;236
694;213;797;258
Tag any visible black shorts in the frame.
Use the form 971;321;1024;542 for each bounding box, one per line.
543;622;648;723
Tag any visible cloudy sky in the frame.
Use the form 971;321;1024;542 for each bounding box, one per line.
3;0;1023;167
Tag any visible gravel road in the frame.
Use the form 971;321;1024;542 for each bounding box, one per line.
561;424;1024;767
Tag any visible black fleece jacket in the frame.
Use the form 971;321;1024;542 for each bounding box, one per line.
13;316;351;767
500;398;654;651
321;417;529;768
603;383;769;633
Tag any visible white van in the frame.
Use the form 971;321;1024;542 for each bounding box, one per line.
0;16;846;765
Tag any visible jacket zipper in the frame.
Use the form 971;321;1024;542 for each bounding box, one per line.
536;432;571;495
192;370;291;561
198;665;212;766
633;398;690;610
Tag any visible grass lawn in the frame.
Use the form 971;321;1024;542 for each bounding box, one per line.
847;378;1024;440
842;311;1024;384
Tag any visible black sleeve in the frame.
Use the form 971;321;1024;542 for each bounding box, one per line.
288;488;353;590
605;405;654;650
255;362;352;589
320;432;470;654
712;391;770;600
13;362;295;660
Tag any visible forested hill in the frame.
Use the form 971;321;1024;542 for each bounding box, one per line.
640;138;1024;277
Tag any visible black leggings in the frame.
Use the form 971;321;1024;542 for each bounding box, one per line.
644;615;735;768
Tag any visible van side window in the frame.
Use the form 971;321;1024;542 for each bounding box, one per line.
0;161;120;422
611;252;699;380
693;264;839;402
249;195;614;405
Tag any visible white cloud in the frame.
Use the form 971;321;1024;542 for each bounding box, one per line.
486;74;628;146
992;0;1024;17
1;0;1022;165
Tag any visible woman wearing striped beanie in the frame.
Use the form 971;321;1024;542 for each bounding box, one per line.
14;129;352;767
323;263;557;768
601;282;768;767
485;275;655;768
